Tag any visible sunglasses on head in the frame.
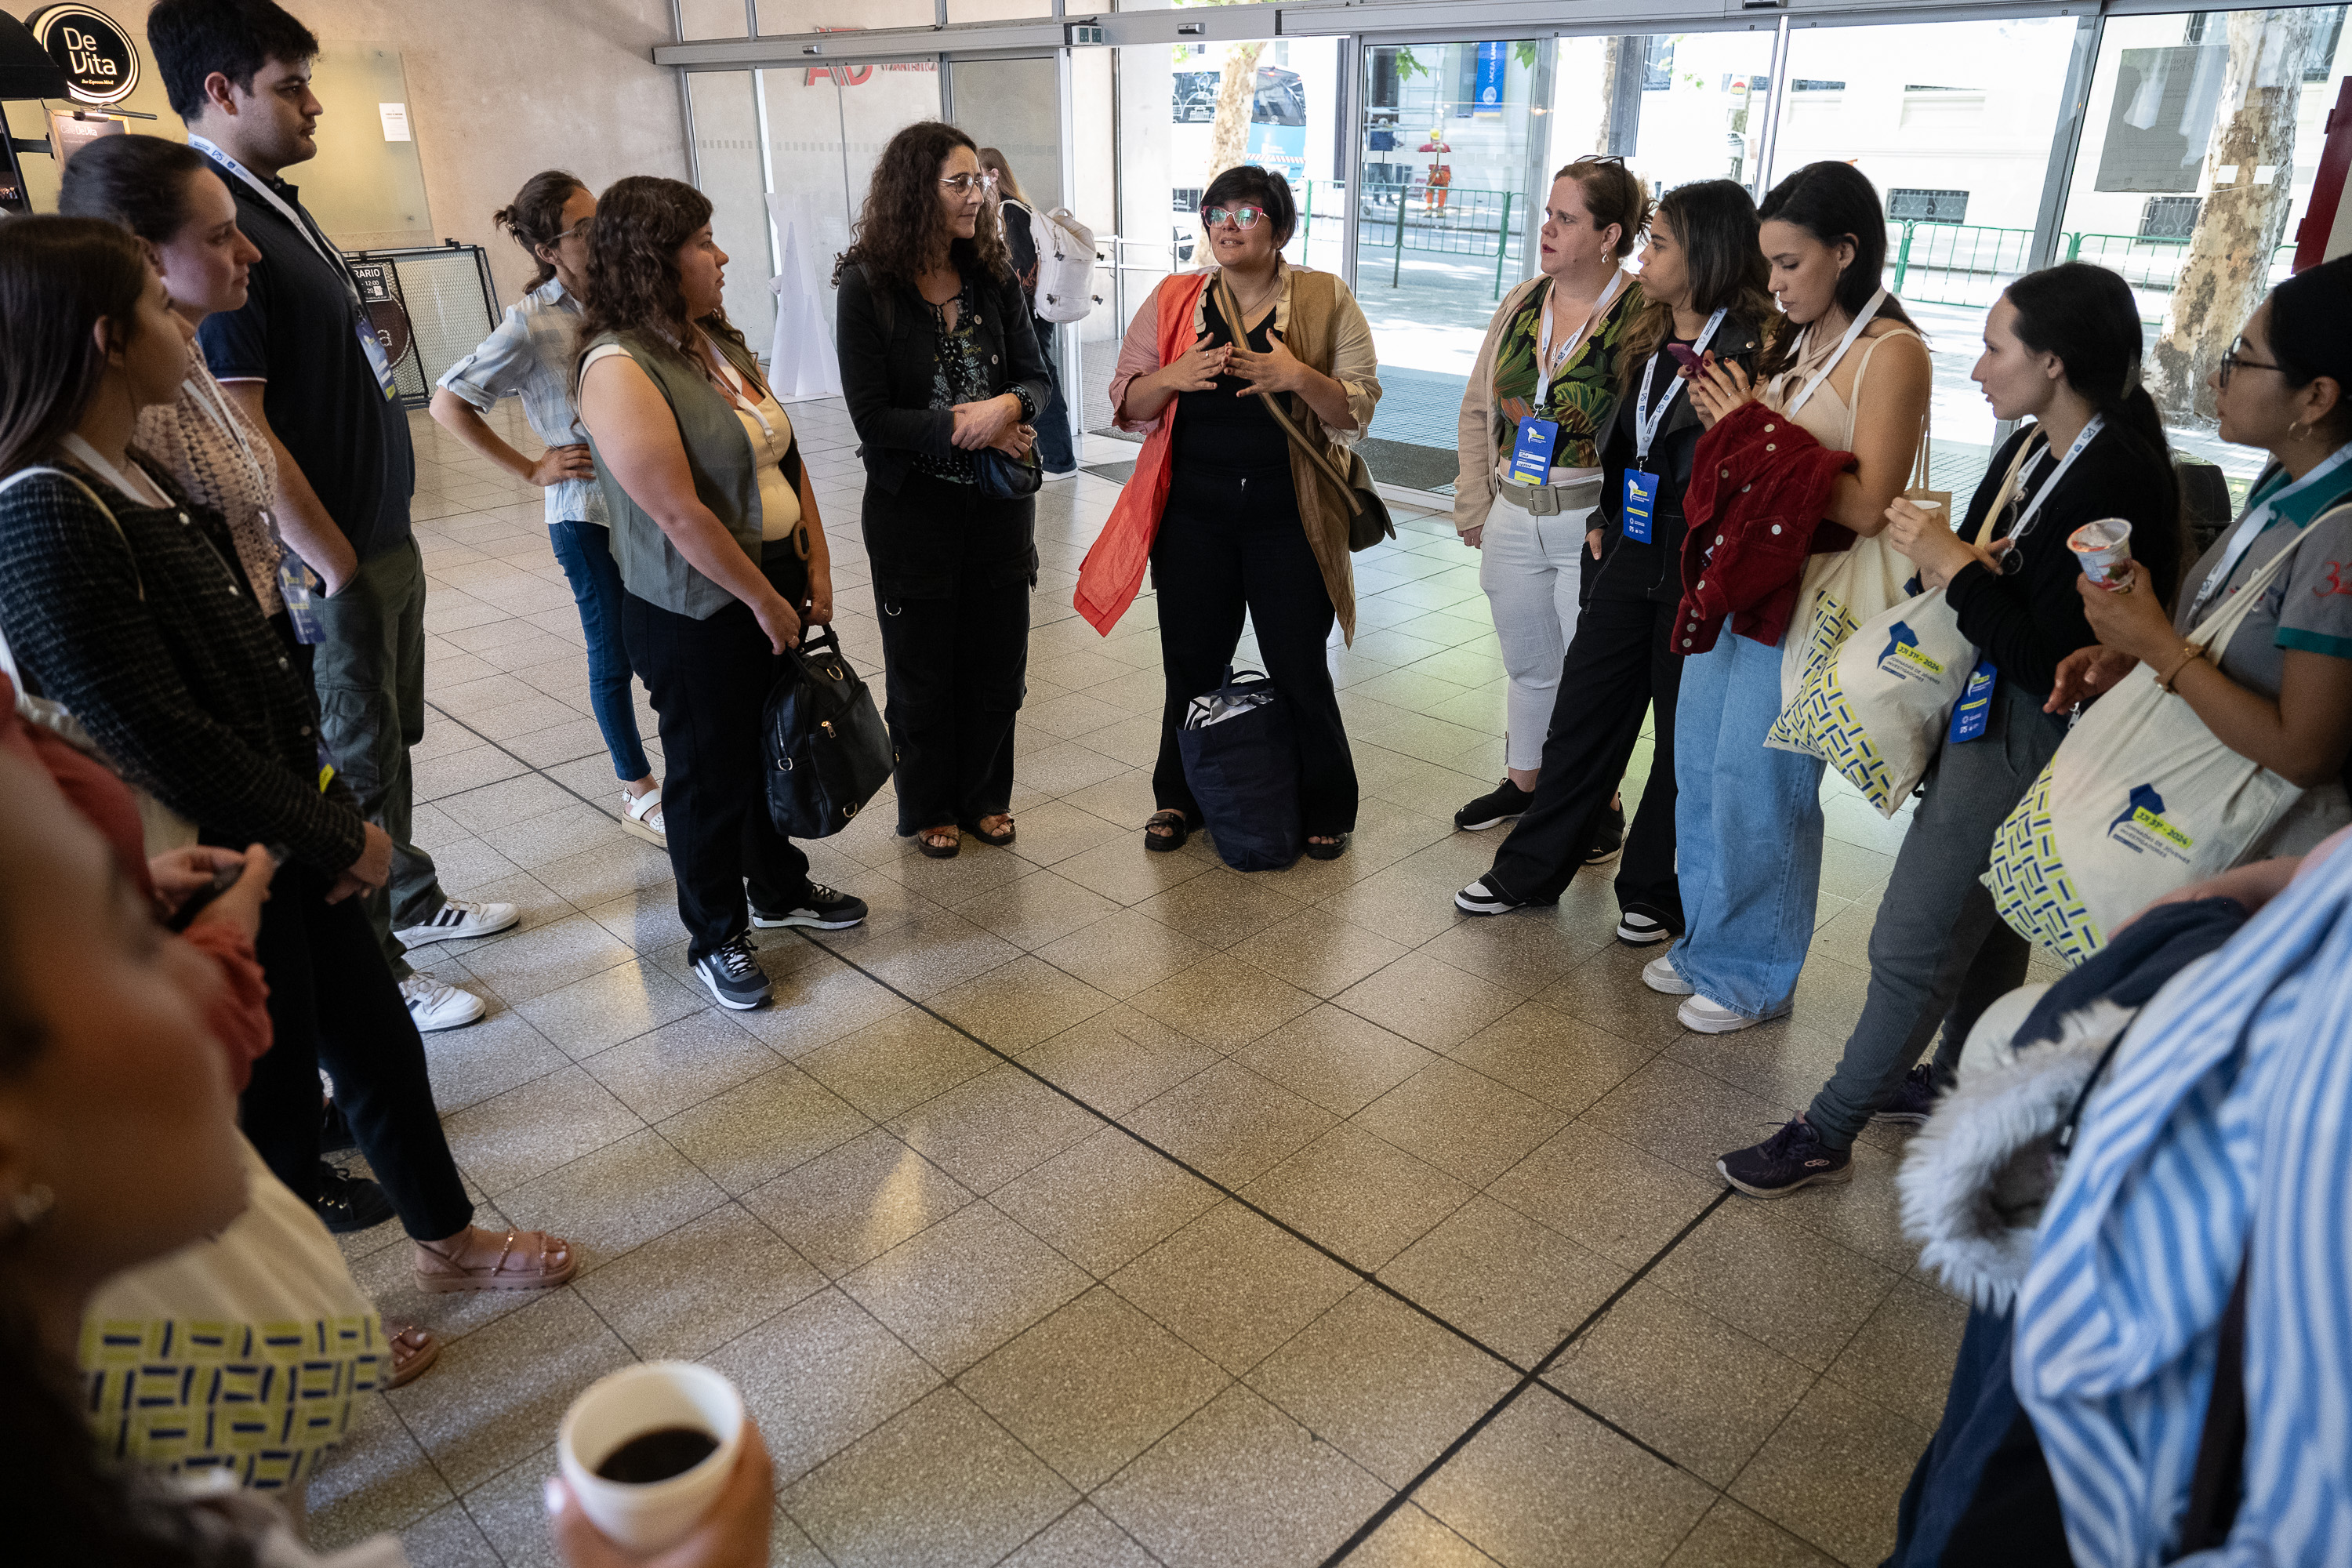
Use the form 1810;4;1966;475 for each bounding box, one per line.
1201;204;1269;230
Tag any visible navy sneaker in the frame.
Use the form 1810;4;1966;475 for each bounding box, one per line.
1871;1065;1942;1126
750;884;869;931
1718;1117;1853;1199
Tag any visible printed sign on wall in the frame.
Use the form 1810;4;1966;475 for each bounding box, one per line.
27;5;142;107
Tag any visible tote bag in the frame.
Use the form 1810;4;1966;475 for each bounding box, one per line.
1983;528;2321;966
1178;667;1304;872
1769;439;2026;811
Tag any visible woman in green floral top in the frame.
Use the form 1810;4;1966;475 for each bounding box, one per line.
1450;159;1649;838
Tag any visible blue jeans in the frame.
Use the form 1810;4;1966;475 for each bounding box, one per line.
1669;628;1824;1019
1032;315;1077;475
547;520;652;782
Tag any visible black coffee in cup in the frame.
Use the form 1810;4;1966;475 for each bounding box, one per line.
593;1425;718;1484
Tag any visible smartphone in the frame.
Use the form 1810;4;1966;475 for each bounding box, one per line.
162;844;289;935
1664;343;1706;374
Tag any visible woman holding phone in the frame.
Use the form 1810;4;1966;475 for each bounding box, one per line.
1456;180;1773;942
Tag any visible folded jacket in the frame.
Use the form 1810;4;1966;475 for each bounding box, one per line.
1674;400;1856;655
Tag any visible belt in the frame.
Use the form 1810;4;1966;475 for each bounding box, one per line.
1492;468;1602;517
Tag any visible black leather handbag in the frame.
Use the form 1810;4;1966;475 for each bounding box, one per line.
974;440;1042;501
762;626;893;839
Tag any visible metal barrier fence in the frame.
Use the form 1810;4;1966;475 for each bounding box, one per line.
342;242;499;410
1299;180;1524;299
1886;220;2299;322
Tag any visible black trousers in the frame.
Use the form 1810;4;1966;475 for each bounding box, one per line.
1486;583;1682;916
238;860;474;1240
622;545;815;964
862;472;1033;834
1152;463;1357;837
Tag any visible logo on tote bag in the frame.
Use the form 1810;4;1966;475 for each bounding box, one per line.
1875;621;1945;681
2106;782;2194;862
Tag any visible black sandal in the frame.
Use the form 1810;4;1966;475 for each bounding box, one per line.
916;826;960;859
960;815;1016;848
1305;833;1350;861
1144;810;1191;853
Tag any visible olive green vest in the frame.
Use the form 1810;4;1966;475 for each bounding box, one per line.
579;328;779;620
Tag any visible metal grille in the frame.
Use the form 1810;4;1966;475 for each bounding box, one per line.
341;243;499;410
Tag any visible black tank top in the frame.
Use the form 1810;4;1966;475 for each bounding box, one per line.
1171;286;1292;474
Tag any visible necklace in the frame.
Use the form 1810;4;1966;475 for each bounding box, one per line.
1225;268;1280;323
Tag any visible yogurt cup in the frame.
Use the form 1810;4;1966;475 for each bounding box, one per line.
2069;517;2134;587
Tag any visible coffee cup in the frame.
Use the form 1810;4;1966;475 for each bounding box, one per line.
2070;517;2134;587
557;1362;745;1555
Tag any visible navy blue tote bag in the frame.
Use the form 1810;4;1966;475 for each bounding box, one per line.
1177;667;1303;872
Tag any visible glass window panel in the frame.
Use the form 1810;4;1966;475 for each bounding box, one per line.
1773;16;2081;496
2053;5;2350;506
951;56;1063;212
948;0;1049;20
685;71;775;345
756;0;935;31
678;0;748;42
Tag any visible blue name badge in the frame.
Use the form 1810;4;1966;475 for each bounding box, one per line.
1508;417;1560;487
1622;468;1659;543
1948;659;1997;743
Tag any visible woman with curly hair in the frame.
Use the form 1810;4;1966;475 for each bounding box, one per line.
575;176;867;1012
834;121;1054;859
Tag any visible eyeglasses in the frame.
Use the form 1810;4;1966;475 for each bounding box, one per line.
2216;338;2283;388
1573;154;1627;168
939;171;999;194
552;218;593;243
1201;204;1268;230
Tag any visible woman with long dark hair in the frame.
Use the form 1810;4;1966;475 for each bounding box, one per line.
834;122;1052;859
576;176;866;1011
978;144;1078;481
1456;180;1775;939
432;172;668;846
1718;263;2185;1196
1667;162;1933;1035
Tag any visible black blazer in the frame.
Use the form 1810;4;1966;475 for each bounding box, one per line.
834;261;1055;495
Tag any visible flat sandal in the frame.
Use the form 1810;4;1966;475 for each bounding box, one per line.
1144;810;1190;853
412;1229;578;1294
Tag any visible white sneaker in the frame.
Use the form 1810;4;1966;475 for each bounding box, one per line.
401;973;485;1032
1642;955;1694;996
620;785;666;846
396;898;520;948
1679;994;1777;1035
1040;466;1079;483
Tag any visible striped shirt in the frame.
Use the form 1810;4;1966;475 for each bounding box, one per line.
2013;837;2352;1565
436;276;605;528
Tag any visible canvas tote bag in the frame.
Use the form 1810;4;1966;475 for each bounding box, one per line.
1983;520;2339;965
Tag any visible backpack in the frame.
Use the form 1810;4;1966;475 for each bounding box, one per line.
1027;205;1099;325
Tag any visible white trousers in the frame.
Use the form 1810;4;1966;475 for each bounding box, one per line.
1478;501;1599;771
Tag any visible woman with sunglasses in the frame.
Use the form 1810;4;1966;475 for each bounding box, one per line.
2049;256;2352;858
1109;165;1381;858
432;172;669;848
836;121;1053;859
1450;155;1650;845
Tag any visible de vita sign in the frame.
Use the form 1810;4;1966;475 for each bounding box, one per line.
27;5;143;107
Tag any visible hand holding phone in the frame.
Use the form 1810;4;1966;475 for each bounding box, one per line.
1664;343;1705;375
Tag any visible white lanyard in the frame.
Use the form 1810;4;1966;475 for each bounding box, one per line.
60;434;171;509
2005;414;2104;545
1534;270;1625;408
189;136;360;307
2189;442;2352;621
702;333;782;453
180;373;270;491
1777;286;1888;419
1632;308;1728;465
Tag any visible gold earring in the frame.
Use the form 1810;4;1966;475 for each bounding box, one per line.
7;1183;54;1233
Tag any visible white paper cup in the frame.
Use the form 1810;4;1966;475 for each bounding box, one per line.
2070;517;2134;587
557;1363;745;1555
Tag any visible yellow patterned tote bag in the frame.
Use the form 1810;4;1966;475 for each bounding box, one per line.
1982;529;2321;966
80;1136;384;1494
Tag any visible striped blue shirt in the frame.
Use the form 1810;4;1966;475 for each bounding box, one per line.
2013;837;2352;1564
436;276;605;528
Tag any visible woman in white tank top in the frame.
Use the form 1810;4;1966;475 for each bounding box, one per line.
1648;162;1931;1038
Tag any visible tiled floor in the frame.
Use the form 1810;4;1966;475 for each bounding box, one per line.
308;399;2016;1567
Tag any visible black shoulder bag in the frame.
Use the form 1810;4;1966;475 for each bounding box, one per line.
763;626;893;838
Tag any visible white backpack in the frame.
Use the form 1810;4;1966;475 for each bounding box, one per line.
1026;205;1099;325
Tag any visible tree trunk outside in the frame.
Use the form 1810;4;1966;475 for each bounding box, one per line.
1595;36;1624;156
2150;8;2334;424
1207;42;1267;186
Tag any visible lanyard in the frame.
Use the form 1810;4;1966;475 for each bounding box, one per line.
1534;270;1625;408
702;332;783;455
2005;414;2104;545
2188;442;2352;621
189;136;361;309
1778;286;1888;419
1632;308;1728;466
60;434;170;509
180;372;270;493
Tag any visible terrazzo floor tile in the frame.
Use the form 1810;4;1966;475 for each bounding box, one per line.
702;1288;944;1486
838;1202;1092;1374
1109;1201;1359;1376
740;1129;975;1279
1376;1196;1630;1369
1729;1379;1935;1567
1350;1058;1569;1188
1017;1007;1222;1118
1126;951;1320;1051
655;1062;875;1196
1000;1504;1163;1568
492;1127;729;1274
578;1008;782;1122
1647;1202;1903;1374
569;1200;825;1358
1238;1123;1473;1272
437;1064;645;1197
886;1062;1105;1195
1230;1004;1441;1117
1664;1500;1842;1567
990;1127;1225;1276
1121;1058;1338;1188
1346;1504;1506;1567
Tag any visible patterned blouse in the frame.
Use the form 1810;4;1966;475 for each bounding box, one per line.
912;274;1036;487
135;358;285;613
1490;274;1643;474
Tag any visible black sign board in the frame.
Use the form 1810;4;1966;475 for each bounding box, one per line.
27;5;140;107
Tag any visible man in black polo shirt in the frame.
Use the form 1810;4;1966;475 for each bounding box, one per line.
150;0;513;1034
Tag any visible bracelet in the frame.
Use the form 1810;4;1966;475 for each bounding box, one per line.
2156;642;2205;693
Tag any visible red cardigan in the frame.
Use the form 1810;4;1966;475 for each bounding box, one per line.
1674;401;1857;655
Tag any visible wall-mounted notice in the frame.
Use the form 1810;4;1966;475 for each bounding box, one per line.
379;102;412;142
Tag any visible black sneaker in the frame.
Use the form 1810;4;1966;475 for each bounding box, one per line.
750;884;869;931
1455;779;1534;832
1871;1065;1942;1126
314;1165;394;1234
1717;1117;1853;1199
1614;902;1680;947
1583;802;1627;867
321;1098;356;1156
1454;875;1527;916
695;935;772;1011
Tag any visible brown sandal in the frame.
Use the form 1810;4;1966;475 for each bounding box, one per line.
916;825;960;859
961;814;1015;848
1144;810;1191;854
412;1228;578;1294
380;1323;440;1389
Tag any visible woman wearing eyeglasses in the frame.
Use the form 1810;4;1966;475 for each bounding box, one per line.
430;172;668;848
1107;165;1381;858
836;121;1054;859
1450;155;1649;844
